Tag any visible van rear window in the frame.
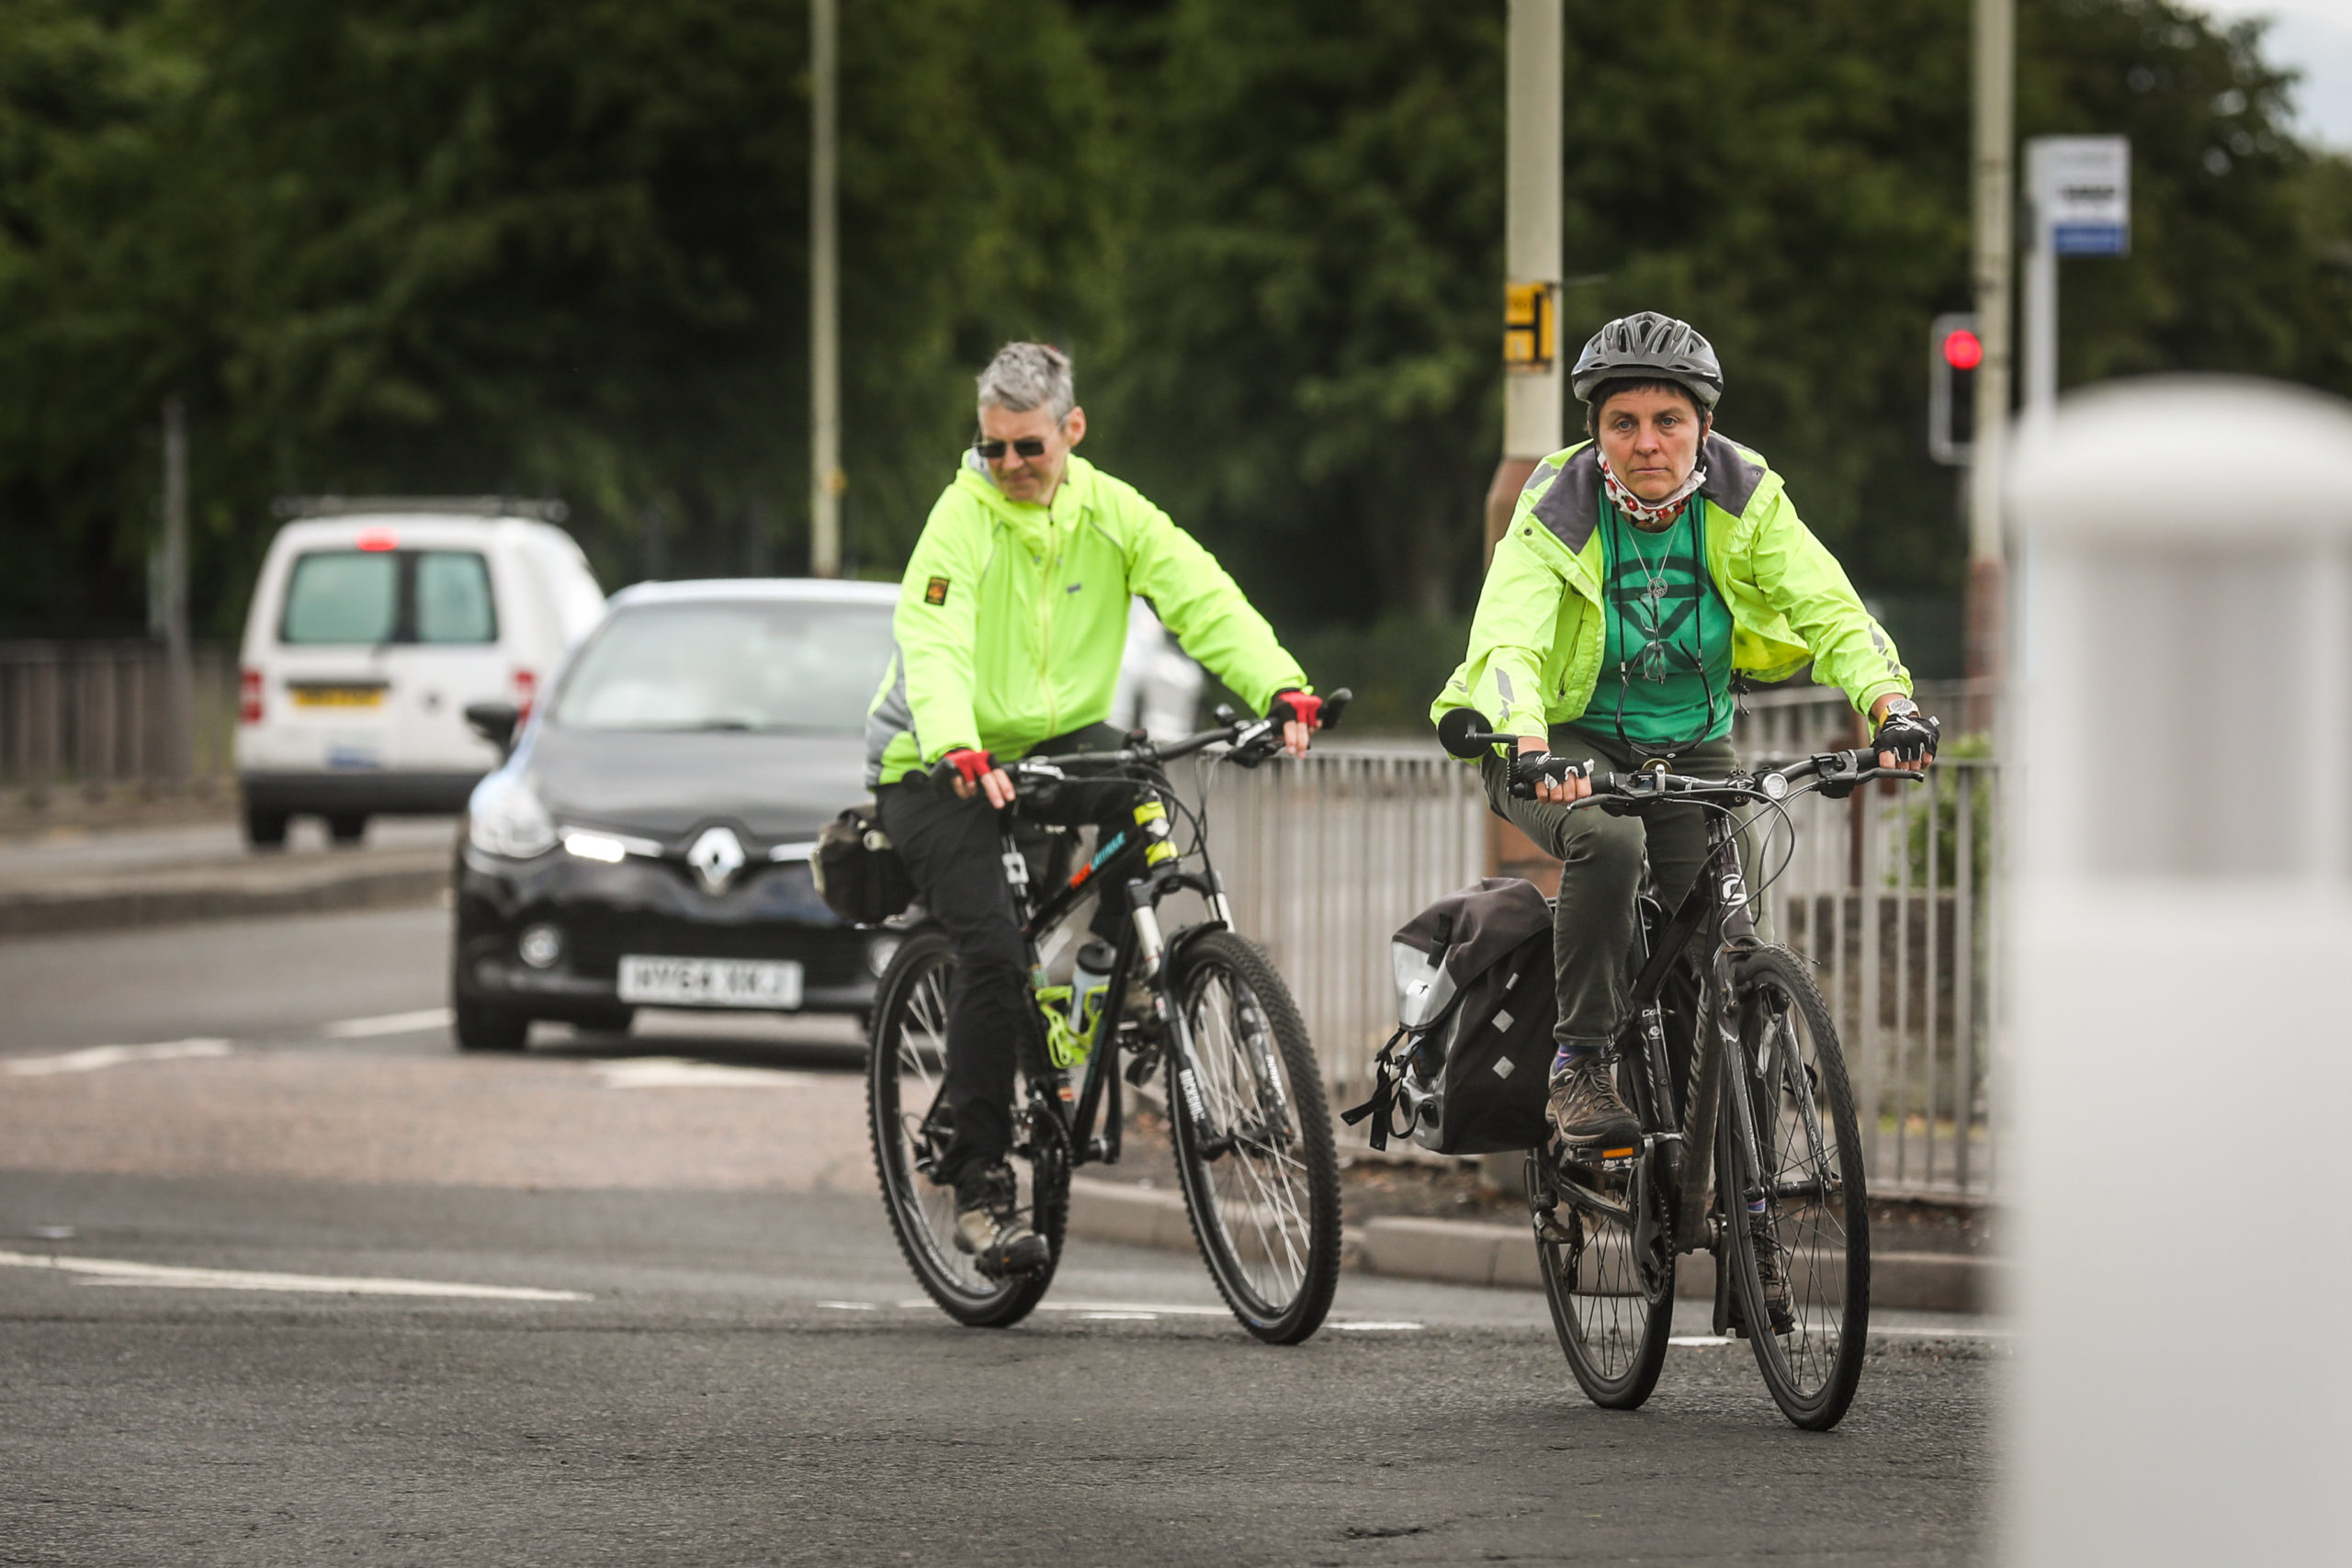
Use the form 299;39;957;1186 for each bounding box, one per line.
279;549;498;646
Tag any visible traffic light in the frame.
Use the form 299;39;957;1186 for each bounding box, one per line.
1928;312;1981;466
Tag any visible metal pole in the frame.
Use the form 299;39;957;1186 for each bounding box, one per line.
1482;0;1563;877
2021;140;2057;430
1964;0;2015;711
808;0;842;579
161;397;193;782
1483;0;1563;550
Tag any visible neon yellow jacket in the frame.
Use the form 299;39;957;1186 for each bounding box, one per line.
1433;435;1910;740
866;454;1308;786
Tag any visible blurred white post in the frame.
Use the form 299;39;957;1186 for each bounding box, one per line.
2005;378;2352;1566
808;0;842;578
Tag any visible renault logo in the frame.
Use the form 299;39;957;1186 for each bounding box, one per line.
686;826;746;893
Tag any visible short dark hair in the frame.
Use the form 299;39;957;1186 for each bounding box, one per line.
1583;377;1708;435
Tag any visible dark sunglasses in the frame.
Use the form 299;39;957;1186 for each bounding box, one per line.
973;435;1048;460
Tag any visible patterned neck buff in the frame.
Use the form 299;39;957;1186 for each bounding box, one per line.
1600;451;1709;529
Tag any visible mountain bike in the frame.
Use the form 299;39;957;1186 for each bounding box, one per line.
1440;711;1924;1430
867;695;1352;1344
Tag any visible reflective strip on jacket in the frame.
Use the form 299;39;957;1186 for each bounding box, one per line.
866;453;1307;787
1432;434;1911;742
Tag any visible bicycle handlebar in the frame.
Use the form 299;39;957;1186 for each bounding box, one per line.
1433;707;1928;805
923;688;1355;795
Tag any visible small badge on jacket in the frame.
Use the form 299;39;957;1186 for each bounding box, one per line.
924;576;950;605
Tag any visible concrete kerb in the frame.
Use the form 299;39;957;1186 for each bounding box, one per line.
0;854;448;937
1066;1176;2005;1313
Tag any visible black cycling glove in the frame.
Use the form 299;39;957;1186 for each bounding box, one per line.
1509;750;1590;798
1871;706;1940;765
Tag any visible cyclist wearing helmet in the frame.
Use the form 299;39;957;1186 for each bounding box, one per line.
1433;311;1938;1169
868;342;1324;1279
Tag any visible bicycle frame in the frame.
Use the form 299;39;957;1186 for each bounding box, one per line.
992;776;1239;1175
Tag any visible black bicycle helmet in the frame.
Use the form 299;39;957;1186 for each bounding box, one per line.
1570;311;1724;411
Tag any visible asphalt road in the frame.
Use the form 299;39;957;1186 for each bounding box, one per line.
0;905;1995;1566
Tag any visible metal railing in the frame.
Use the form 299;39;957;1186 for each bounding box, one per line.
0;641;239;803
1200;682;2002;1201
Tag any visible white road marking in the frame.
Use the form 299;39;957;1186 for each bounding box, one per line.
0;1249;589;1301
5;1039;232;1077
322;1008;453;1038
1033;1300;1230;1317
1670;1336;1734;1347
1871;1324;2012;1340
1332;1321;1424;1332
589;1058;817;1089
818;1300;878;1311
1080;1311;1159;1321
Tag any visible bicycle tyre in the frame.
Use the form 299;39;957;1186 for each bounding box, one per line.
866;928;1065;1328
1722;944;1871;1430
1165;930;1342;1344
1533;1081;1677;1408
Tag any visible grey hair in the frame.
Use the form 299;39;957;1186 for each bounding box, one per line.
976;342;1075;423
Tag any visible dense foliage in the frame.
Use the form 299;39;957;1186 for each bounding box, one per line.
3;0;2347;685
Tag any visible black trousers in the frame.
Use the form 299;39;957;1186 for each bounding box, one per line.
875;724;1133;1188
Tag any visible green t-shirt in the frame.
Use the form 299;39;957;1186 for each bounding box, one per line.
1568;494;1735;750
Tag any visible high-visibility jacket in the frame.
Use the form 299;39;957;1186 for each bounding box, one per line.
866;453;1307;786
1433;434;1911;740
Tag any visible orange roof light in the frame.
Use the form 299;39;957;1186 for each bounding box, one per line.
356;529;398;552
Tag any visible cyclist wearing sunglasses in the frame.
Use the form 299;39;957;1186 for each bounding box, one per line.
866;341;1324;1276
1433;311;1938;1157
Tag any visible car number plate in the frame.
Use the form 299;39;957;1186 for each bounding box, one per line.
289;685;387;708
617;955;804;1010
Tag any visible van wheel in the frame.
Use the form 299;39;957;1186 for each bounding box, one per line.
327;813;368;845
244;806;289;850
454;996;529;1053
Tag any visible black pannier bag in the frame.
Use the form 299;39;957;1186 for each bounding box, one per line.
1340;877;1557;1156
813;805;917;926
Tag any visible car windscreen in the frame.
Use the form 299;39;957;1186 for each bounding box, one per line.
278;547;498;645
551;599;895;735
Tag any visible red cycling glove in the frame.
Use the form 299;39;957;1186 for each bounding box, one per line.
1268;690;1322;729
941;747;996;785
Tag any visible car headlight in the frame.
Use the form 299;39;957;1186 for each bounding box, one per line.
469;773;558;859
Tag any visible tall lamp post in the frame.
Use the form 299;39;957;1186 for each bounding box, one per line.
1965;0;2015;722
809;0;842;579
1483;0;1564;551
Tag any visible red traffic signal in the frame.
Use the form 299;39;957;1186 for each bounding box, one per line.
1942;328;1984;372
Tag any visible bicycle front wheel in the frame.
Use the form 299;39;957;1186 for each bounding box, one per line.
867;929;1066;1328
1723;944;1870;1429
1534;1134;1676;1409
1166;930;1342;1344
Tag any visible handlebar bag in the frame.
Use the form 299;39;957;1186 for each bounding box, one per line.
1341;877;1557;1156
813;805;916;926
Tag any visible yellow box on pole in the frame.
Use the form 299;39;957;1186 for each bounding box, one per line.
1503;280;1555;374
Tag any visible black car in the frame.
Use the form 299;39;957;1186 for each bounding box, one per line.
450;579;902;1050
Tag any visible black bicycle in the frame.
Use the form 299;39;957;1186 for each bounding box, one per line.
1439;710;1924;1430
867;696;1352;1343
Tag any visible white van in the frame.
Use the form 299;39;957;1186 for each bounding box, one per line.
234;500;605;847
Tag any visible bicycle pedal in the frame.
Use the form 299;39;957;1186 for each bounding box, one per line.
1559;1140;1639;1172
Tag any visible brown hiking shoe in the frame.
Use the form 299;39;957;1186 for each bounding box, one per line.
1546;1055;1641;1154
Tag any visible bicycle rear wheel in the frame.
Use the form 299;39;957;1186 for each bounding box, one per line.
1723;944;1870;1429
1533;1131;1676;1409
867;929;1066;1328
1166;930;1341;1344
